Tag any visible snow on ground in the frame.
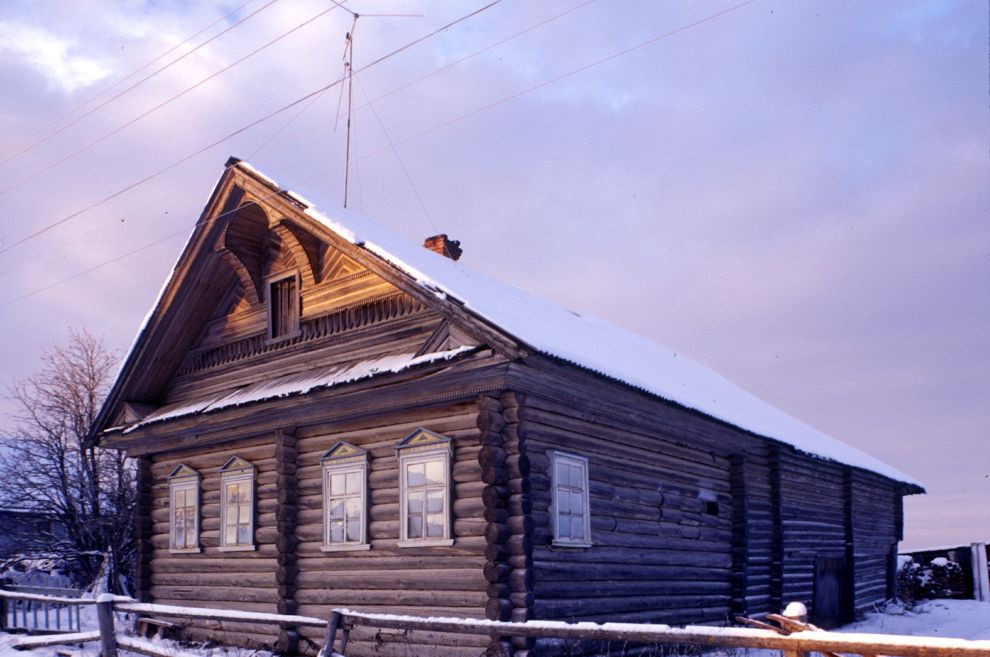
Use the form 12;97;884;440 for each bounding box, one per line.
840;599;990;641
712;599;990;656
1;599;987;657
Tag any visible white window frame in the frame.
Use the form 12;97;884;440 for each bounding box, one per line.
322;443;370;552
550;451;592;548
168;465;201;554
265;270;301;343
396;430;453;548
219;457;256;552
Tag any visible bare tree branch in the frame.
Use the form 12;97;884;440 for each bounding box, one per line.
0;328;134;594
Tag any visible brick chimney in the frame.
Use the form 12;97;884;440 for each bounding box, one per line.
423;234;462;261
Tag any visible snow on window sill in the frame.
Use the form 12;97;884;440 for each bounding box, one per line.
397;538;454;548
321;543;371;552
168;547;202;554
218;544;257;552
550;539;592;550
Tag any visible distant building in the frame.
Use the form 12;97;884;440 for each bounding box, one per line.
92;159;924;654
0;508;64;559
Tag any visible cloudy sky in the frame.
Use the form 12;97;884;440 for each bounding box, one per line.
0;0;986;550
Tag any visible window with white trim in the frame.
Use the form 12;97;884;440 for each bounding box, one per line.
219;456;256;551
396;429;453;547
551;451;591;547
322;442;369;551
168;465;200;552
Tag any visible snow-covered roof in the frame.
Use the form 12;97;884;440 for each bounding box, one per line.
230;161;920;488
126;347;475;432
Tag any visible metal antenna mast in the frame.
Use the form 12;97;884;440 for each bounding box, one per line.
342;15;358;208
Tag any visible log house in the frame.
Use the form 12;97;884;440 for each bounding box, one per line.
92;159;923;656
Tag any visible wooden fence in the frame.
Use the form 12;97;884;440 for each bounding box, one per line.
0;584;83;633
1;590;989;657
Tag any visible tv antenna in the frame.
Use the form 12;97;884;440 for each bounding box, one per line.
337;10;420;208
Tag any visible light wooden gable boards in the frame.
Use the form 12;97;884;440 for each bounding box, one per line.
92;159;512;443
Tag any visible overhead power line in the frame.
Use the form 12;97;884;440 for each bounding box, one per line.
0;0;503;257
0;0;282;168
0;1;349;196
271;0;601;152
1;0;756;310
72;0;597;241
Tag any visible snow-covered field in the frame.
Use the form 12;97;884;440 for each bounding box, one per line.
1;599;987;657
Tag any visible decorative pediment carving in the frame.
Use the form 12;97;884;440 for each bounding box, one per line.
415;320;480;357
395;428;451;453
168;464;199;480
214;202;270;305
219;455;255;473
321;441;367;463
322;248;366;282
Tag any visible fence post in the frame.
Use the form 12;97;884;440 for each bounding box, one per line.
972;543;990;602
0;576;9;631
96;594;118;657
317;610;342;657
781;601;809;657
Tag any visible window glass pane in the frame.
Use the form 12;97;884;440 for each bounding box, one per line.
571;492;584;515
571;518;584;540
330;521;344;543
237;525;250;544
329;499;345;521
345;471;361;495
346;518;360;542
407;514;423;538
225;524;237;545
569;464;582;489
407;463;425;487
174;524;185;547
330;473;345;496
175;489;186;507
426;489;444;514
345;497;362;520
557;491;570;513
558;515;570;537
555;460;569;487
425;460;444;485
426;514;444;538
408;492;424;515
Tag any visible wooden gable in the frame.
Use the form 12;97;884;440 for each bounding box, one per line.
92;159;510;442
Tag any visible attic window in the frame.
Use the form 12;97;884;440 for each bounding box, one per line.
267;273;300;340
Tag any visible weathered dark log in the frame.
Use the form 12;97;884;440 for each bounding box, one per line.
483;563;510;583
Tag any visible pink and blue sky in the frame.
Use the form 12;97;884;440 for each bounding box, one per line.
0;0;986;549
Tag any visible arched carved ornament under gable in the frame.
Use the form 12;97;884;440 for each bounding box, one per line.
213;199;324;308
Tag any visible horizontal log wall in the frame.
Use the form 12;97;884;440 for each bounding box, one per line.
850;469;899;612
777;450;848;611
506;356;909;642
514;392;737;627
291;400;489;657
148;434;279;648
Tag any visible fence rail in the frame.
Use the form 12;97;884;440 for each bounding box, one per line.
1;590;989;657
0;584;82;633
